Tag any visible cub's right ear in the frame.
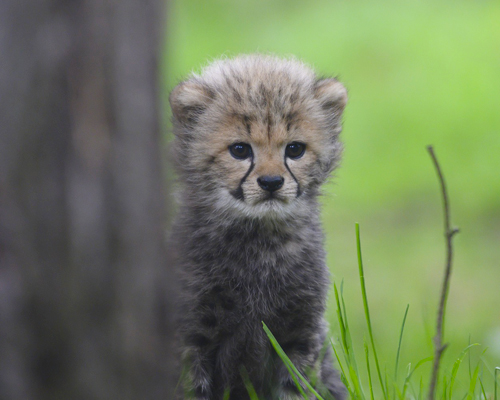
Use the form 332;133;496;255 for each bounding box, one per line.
169;80;215;130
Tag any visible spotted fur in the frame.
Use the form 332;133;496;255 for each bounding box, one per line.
170;55;348;400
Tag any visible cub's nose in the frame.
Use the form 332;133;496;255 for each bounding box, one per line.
257;175;284;192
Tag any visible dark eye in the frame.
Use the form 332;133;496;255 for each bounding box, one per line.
229;143;252;160
285;142;306;159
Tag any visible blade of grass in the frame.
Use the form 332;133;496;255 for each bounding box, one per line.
449;343;480;399
468;336;472;379
239;366;260;400
356;223;387;400
176;362;189;398
331;338;354;398
395;304;410;380
333;282;364;400
262;322;324;400
478;377;487;400
394;381;403;400
384;368;389;400
364;340;375;400
347;364;365;400
334;283;349;353
265;325;308;399
402;357;433;399
495;367;499;400
339;284;361;378
465;362;480;400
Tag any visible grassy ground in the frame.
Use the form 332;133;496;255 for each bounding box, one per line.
164;0;500;396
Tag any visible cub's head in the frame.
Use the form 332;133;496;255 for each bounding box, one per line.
170;55;347;220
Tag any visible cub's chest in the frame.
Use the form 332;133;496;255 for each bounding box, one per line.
208;263;319;324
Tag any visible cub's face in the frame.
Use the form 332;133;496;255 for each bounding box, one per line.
170;56;347;219
203;111;336;218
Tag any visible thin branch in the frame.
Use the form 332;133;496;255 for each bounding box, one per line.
426;145;459;400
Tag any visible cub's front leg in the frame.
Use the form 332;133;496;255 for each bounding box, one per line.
182;333;215;400
274;324;345;400
180;287;242;400
274;333;323;400
179;293;220;399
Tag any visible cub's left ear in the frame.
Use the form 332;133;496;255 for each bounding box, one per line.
169;80;215;131
314;78;348;118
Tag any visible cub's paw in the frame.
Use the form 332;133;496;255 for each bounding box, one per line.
278;375;315;400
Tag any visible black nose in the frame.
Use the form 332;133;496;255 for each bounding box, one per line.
257;176;284;192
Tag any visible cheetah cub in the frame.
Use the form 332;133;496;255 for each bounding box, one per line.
170;55;347;400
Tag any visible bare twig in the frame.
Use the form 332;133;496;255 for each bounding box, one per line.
426;146;460;400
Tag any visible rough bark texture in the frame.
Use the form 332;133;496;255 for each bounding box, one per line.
0;1;175;399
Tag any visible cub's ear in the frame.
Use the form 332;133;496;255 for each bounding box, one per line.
314;78;348;118
169;80;215;130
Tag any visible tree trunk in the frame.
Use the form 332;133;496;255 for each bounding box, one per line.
0;1;175;399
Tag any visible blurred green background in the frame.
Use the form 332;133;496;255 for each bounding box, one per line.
163;0;500;395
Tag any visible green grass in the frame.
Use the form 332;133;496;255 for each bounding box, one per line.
262;223;499;399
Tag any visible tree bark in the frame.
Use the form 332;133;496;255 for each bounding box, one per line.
0;1;175;399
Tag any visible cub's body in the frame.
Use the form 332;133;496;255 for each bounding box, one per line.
170;55;347;400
